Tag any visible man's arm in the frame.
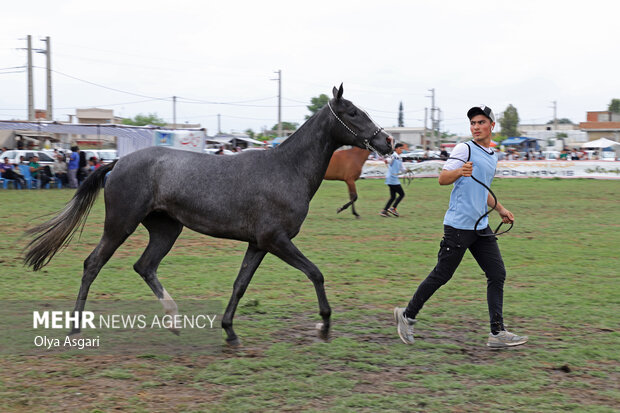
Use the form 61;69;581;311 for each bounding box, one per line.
488;193;514;224
438;161;473;185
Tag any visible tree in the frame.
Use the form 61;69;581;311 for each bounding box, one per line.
121;113;166;126
271;121;299;131
609;99;620;113
305;94;329;119
398;102;404;127
244;128;255;139
546;118;573;125
499;104;520;137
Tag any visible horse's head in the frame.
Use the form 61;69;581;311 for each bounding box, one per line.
327;84;394;156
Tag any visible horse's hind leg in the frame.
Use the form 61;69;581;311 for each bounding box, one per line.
336;180;359;218
133;212;183;335
71;222;135;334
267;235;331;341
222;243;267;346
347;180;360;218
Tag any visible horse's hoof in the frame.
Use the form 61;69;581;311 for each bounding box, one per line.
69;329;81;336
315;323;331;341
336;208;343;214
169;328;180;336
226;336;242;347
354;215;361;219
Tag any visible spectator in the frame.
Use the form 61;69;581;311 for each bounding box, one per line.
28;155;51;188
78;150;88;184
88;157;101;172
53;154;69;186
68;146;80;188
0;157;26;188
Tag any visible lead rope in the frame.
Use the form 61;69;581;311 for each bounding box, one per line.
448;156;513;237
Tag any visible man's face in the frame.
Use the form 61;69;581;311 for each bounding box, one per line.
470;114;494;140
3;157;8;163
395;146;404;154
33;156;39;162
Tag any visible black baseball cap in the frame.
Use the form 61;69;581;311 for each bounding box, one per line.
467;105;495;122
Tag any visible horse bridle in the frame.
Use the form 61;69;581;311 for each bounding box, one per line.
448;155;513;237
327;101;384;152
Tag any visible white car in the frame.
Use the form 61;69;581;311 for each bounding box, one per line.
600;151;617;161
0;149;56;165
82;149;118;165
204;148;235;155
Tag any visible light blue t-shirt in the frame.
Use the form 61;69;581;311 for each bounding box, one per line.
385;154;403;185
443;141;497;230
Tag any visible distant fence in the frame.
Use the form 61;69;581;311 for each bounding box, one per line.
362;160;620;180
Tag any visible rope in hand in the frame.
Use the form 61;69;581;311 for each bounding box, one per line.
447;156;513;237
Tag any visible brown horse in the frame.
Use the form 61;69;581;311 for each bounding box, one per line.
324;146;371;218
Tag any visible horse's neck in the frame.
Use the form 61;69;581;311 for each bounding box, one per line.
274;112;338;195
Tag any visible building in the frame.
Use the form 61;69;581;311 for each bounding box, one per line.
73;108;116;147
384;127;431;149
579;111;620;142
518;122;586;149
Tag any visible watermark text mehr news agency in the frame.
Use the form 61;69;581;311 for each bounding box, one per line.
33;311;218;330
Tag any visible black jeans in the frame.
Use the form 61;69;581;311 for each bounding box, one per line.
405;225;506;333
384;184;405;210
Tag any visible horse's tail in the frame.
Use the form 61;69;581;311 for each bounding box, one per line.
24;160;118;271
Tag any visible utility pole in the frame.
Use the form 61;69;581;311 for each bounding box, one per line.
426;88;436;149
27;35;34;120
424;107;428;147
551;100;558;130
172;96;177;128
40;36;52;120
271;70;282;138
217;114;221;134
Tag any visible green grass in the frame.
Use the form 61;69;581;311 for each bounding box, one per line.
0;178;618;412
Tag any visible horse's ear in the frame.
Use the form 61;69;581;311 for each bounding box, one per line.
332;84;344;100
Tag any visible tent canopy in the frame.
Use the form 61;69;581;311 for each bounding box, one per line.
501;137;540;146
580;138;620;149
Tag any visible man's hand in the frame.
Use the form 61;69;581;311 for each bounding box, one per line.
498;208;515;224
461;161;473;177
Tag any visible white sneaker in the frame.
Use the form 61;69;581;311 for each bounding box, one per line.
393;307;416;344
487;330;528;348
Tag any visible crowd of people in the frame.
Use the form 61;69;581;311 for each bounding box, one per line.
0;145;103;189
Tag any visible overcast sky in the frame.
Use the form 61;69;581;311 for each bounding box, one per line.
1;0;618;136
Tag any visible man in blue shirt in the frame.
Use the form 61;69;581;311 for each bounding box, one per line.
380;143;406;217
393;105;528;348
68;145;80;188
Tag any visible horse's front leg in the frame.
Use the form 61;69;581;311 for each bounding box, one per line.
267;235;331;341
222;243;267;346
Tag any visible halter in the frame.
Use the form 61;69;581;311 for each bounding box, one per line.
327;101;384;152
448;155;513;237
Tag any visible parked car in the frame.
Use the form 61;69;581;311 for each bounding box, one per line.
204;148;234;155
541;151;561;160
600;151;617;161
82;149;118;165
400;150;441;162
0;150;55;166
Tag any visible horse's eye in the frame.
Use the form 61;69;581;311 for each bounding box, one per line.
348;111;356;117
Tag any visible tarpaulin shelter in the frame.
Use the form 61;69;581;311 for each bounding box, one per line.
501;136;542;151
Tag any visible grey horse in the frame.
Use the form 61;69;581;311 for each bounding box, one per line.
24;84;394;346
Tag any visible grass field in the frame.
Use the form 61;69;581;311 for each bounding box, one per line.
0;178;618;412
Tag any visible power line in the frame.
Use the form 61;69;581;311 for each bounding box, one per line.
36;66;170;101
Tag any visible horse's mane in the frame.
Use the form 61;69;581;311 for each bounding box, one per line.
274;107;324;150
